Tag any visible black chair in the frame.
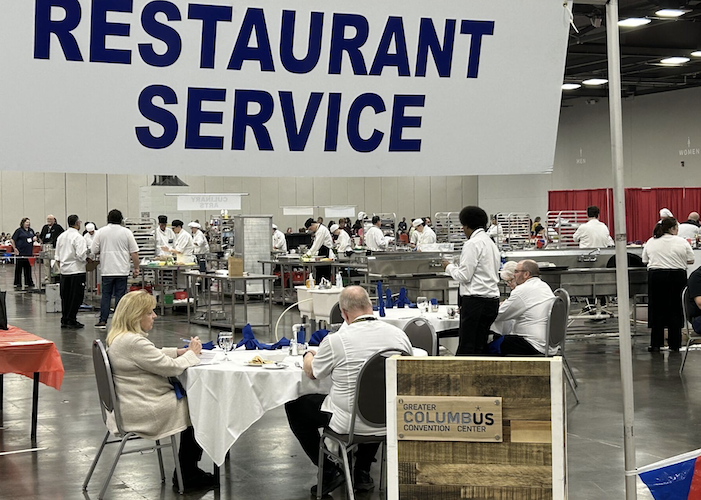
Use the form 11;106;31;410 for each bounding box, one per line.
329;301;343;324
680;287;701;375
402;317;438;356
82;340;185;499
544;288;579;403
316;348;410;500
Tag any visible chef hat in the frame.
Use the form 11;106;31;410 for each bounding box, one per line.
272;224;278;230
357;211;366;220
85;223;95;231
412;218;424;228
659;208;674;218
188;222;201;229
330;224;339;232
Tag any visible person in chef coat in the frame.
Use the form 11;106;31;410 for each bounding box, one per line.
272;223;288;253
364;216;388;252
161;220;195;263
189;222;209;257
155;215;175;257
487;216;505;245
304;218;333;281
330;224;351;255
572;206;614;248
410;218;437;250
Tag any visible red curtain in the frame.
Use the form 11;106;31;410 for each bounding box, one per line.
550;187;701;243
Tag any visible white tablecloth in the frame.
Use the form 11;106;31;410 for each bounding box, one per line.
373;305;459;333
181;349;331;466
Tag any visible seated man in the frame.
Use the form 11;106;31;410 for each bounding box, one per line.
488;260;556;355
687;267;701;334
285;286;413;496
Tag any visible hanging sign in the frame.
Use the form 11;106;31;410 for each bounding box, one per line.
177;194;241;210
0;1;569;176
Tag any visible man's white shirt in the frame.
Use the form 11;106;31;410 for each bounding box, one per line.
572;219;614;248
192;229;209;255
445;228;500;298
364;225;387;251
309;224;333;256
91;224;139;276
272;229;287;252
156;227;175;256
55;228;88;275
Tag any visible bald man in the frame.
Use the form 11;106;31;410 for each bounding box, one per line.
679;212;701;241
39;214;64;248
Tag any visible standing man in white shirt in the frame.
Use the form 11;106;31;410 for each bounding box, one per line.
189;222;209;256
285;286;413;496
55;215;88;329
410;218;436;250
488;260;556;355
272;223;287;253
91;209;140;329
572;206;614;248
364;216;388;252
155;215;175;257
442;206;501;355
304;218;333;281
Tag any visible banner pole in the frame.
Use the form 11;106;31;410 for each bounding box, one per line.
605;1;637;499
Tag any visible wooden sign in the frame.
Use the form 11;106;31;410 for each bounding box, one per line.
397;396;503;442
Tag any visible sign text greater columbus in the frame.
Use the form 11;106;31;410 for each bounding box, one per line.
0;1;569;176
397;396;503;442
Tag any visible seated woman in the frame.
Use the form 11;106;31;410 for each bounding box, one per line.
106;290;216;490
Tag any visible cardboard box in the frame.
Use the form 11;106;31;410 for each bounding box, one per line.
228;257;244;277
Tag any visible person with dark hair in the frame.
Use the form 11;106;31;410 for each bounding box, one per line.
91;209;140;328
156;215;175;256
161;220;195;262
531;216;543;236
55;215;88;328
572;205;614;248
398;217;407;234
642;217;695;352
10;217;37;290
364;215;388;252
303;218;333;281
488;260;556;355
442;206;500;355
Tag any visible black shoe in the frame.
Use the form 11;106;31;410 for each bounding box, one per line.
670;347;680;352
94;321;107;329
353;470;375;492
310;467;346;497
61;322;70;329
68;321;84;329
173;469;218;491
648;346;661;352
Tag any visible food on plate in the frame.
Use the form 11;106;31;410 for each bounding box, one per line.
248;355;273;365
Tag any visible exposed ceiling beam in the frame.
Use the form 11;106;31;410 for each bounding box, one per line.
569;44;700;57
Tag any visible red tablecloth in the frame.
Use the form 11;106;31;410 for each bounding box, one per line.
0;326;64;390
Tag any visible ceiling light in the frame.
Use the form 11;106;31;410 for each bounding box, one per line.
582;78;608;86
655;9;687;17
562;83;581;90
618;18;651;27
691;51;701;57
660;56;690;64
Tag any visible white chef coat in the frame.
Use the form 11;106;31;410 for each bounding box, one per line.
642;234;695;269
416;226;437;249
409;228;419;246
445;228;500;298
678;222;700;240
192;229;209;255
272;229;287;252
84;232;95;255
364;225;387;251
55;227;88;275
156;227;175;256
335;230;351;253
91;224;139;276
172;230;195;261
572;219;614;248
493;277;556;355
487;223;505;244
309;224;333;256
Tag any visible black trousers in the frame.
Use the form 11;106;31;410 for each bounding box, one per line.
491;334;542;356
14;257;34;287
648;269;687;350
316;246;332;282
285;394;379;473
179;426;204;478
60;273;86;324
457;295;500;355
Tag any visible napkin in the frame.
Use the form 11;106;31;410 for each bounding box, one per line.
309;329;329;346
168;377;186;400
376;281;385;317
385;289;394;309
488;334;505;354
395;287;415;308
235;324;292;350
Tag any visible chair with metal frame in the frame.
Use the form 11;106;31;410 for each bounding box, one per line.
680;287;701;375
316;348;411;500
402;317;438;356
545;288;579;403
82;339;185;499
330;301;343;324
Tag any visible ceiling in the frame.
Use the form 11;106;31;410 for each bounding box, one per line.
564;0;701;101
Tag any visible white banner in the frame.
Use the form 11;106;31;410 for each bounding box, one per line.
0;1;570;177
324;206;356;218
282;206;314;216
177;194;241;210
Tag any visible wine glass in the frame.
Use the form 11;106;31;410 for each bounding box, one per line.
217;331;234;361
416;297;428;314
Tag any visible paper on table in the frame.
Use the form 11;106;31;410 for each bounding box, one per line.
198;351;218;365
8;340;53;346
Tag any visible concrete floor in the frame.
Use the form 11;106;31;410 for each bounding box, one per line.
0;264;699;499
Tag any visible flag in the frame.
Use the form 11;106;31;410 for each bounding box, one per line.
638;449;701;499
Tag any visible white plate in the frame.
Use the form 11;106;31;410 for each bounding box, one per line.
263;363;286;370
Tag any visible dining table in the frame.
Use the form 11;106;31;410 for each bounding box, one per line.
373;304;461;353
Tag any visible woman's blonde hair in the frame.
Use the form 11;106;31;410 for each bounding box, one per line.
106;290;156;345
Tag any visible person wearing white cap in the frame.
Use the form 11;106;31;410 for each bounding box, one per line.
410;218;436;250
330;224;351;254
189;222;209;256
272;224;287;253
660;208;674;220
156;215;175;257
572;206;614;248
83;222;97;254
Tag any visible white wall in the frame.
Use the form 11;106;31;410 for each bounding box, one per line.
0;173;478;235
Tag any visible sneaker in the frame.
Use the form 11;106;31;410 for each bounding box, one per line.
353;470;375;492
310;467;346;497
94;321;107;329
